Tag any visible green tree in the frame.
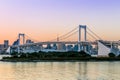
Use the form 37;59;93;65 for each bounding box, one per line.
11;52;18;58
117;54;120;58
108;53;115;57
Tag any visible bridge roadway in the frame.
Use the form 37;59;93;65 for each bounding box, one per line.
11;41;97;48
100;41;120;45
11;40;120;48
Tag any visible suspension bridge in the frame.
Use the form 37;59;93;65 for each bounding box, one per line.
7;25;120;56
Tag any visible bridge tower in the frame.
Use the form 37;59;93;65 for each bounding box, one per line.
18;33;25;45
18;33;25;53
78;25;87;52
78;25;87;42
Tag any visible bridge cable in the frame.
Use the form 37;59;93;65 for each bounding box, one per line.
87;27;102;40
60;30;78;41
25;34;39;43
87;31;98;40
49;26;78;41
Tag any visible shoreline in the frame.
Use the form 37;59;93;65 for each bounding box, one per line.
1;57;120;62
1;51;120;62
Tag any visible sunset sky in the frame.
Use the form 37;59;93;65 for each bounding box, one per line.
0;0;120;44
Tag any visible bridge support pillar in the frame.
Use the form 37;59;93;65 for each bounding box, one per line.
18;33;25;45
78;25;87;52
78;25;87;42
17;33;25;53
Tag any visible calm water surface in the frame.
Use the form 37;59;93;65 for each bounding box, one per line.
0;61;120;80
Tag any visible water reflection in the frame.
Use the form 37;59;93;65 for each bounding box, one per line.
0;61;120;80
77;62;88;80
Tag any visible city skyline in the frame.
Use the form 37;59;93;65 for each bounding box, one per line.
0;0;120;44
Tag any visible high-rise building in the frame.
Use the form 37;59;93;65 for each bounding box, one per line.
0;44;4;54
0;40;9;54
4;40;9;48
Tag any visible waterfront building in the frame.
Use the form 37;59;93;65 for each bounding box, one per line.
57;43;66;51
52;44;57;50
98;40;120;56
73;44;78;51
0;40;9;54
46;43;52;49
4;40;9;48
66;45;73;51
